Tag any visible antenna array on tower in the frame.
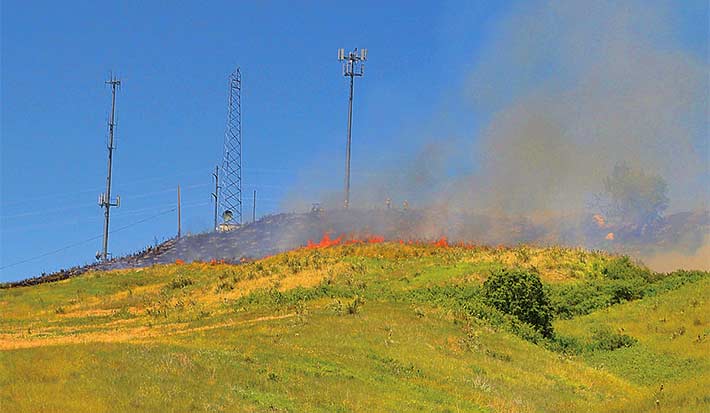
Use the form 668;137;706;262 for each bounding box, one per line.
97;75;121;260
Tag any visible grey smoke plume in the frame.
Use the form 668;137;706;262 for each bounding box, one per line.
333;0;708;215
460;0;707;214
284;0;709;269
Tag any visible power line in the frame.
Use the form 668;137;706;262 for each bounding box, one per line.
2;204;98;220
2;200;213;234
0;207;177;271
1;167;219;209
1;183;211;220
3;167;402;216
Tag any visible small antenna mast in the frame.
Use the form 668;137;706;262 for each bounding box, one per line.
211;165;220;230
177;185;182;239
337;48;367;209
98;74;121;261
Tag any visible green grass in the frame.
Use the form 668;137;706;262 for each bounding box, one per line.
1;243;708;412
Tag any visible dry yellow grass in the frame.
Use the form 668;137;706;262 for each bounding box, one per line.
1;243;706;412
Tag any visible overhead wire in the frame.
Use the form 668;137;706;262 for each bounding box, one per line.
0;206;179;271
2;200;213;234
0;166;225;208
1;166;313;270
1;183;211;220
1;167;333;219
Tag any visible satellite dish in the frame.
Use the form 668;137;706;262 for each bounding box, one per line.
222;210;233;222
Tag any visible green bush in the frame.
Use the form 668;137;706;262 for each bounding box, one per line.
644;270;707;296
588;326;637;351
609;281;643;304
482;268;553;338
549;269;708;319
601;256;650;280
549;282;610;318
168;276;194;290
546;334;584;354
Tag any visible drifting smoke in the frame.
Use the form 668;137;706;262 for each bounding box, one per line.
348;0;708;215
285;1;708;271
459;0;707;215
641;235;710;272
462;0;709;270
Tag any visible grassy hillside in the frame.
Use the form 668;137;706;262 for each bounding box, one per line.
1;242;708;412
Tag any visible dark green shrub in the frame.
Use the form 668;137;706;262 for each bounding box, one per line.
546;334;583;354
549;282;610;318
588;326;637;351
507;316;546;343
644;270;707;296
549;278;645;318
482;268;553;338
168;276;194;290
549;269;708;319
601;256;650;280
609;281;642;304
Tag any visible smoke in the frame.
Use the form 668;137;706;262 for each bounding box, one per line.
283;0;708;270
641;235;710;272
360;0;707;211
461;0;707;214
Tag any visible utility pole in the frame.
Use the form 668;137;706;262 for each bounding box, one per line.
177;185;181;238
211;166;219;231
337;48;367;209
252;189;257;223
98;75;121;261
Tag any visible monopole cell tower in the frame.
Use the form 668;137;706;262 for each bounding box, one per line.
337;48;367;209
97;75;121;260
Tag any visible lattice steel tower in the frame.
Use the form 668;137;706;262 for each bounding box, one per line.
219;68;243;226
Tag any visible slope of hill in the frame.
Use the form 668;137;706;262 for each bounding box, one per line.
6;208;707;288
1;242;708;412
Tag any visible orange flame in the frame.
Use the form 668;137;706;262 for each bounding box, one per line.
367;235;385;244
605;232;615;240
302;233;482;250
305;233;342;249
593;214;606;228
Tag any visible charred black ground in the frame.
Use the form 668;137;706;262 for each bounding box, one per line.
3;207;707;288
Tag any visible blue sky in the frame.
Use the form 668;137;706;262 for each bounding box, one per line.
1;1;706;282
0;1;510;281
